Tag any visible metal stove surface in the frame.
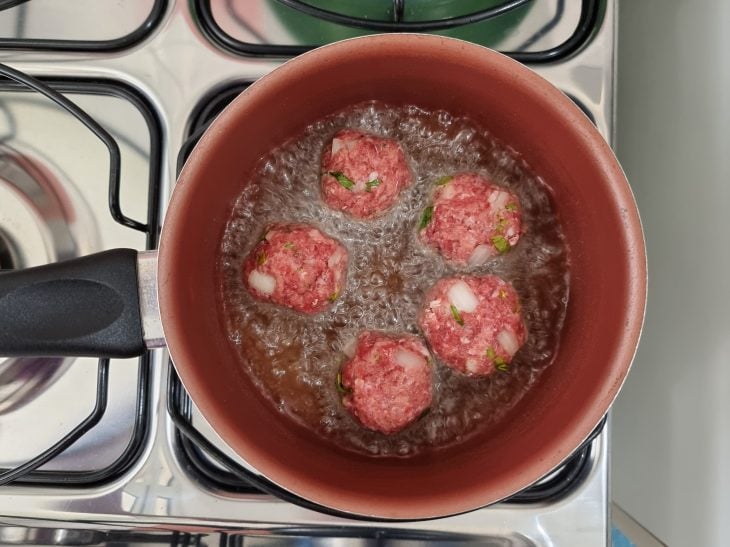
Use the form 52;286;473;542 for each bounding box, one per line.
0;1;616;545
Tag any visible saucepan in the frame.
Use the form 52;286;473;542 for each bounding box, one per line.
0;34;646;519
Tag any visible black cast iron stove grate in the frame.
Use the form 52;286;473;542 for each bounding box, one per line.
0;67;162;487
0;0;167;52
194;0;600;63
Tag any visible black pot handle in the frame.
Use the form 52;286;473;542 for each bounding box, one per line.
0;249;146;358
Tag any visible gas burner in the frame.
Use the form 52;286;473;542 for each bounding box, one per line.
0;143;91;415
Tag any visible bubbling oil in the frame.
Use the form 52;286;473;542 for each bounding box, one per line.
218;101;569;456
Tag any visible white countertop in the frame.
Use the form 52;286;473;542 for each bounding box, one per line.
612;1;730;545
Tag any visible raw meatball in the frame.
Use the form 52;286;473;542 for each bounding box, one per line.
419;275;527;376
340;331;433;434
321;129;412;219
243;223;347;314
419;173;522;265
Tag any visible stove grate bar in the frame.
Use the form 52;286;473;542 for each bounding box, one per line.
0;0;167;52
0;64;146;233
0;360;109;486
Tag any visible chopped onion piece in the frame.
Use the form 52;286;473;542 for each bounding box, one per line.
394;349;426;371
343;337;357;358
492;191;511;210
328;248;344;268
465;359;480;374
440;183;457;200
447;280;479;313
331;138;344;155
468;244;493;267
497;329;520;357
248;270;276;295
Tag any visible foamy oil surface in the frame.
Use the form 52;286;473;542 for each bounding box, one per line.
218;101;569;456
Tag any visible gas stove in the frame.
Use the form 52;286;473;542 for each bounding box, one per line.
0;1;616;545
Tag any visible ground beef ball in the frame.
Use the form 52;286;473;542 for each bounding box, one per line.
321;129;412;219
243;223;348;314
419;173;522;265
419;275;527;376
340;331;433;434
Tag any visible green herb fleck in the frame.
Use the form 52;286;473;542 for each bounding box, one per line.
487;347;509;371
336;371;350;394
419;205;434;230
491;235;510;254
365;178;382;192
450;304;464;326
505;202;518;212
435;175;453;186
495;218;507;234
329;171;355;190
328;291;339;302
257;251;267;265
283;242;295;250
